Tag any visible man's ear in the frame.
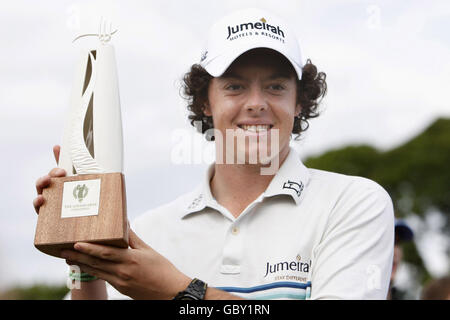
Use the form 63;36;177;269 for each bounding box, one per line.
203;102;212;117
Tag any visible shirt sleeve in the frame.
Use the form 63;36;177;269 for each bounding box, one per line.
309;182;395;300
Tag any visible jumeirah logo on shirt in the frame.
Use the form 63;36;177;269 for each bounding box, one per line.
264;256;312;278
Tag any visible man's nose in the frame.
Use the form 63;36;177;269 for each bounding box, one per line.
245;87;268;113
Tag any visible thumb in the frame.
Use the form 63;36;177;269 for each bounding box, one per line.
128;228;148;249
53;145;61;165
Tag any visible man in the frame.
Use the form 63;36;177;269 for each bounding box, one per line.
388;219;414;300
33;8;394;300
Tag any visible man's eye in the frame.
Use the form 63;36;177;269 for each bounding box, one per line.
226;84;243;91
268;84;285;90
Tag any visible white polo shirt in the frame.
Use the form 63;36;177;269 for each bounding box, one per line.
107;147;394;300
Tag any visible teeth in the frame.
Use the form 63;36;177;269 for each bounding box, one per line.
240;125;271;132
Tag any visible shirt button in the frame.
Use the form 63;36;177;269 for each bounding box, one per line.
231;227;239;235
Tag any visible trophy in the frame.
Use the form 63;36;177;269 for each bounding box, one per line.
34;20;129;257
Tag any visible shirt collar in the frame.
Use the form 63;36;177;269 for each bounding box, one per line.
182;164;219;218
182;147;310;218
262;147;310;205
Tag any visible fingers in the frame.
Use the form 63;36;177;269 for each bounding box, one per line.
33;195;44;214
35;168;65;195
66;260;116;284
73;242;126;263
61;249;119;275
34;145;65;214
53;145;61;165
128;229;148;250
35;175;51;195
34;167;66;213
49;167;66;177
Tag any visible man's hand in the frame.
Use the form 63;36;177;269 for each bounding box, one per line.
33;145;66;214
61;228;191;300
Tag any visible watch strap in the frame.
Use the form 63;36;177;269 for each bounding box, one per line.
173;278;208;300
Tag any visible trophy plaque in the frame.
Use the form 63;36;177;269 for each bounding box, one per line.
34;22;129;257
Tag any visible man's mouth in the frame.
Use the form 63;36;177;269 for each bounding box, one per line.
237;124;274;133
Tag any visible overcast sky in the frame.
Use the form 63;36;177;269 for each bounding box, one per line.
0;0;449;291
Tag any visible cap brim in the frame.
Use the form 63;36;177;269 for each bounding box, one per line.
203;45;303;80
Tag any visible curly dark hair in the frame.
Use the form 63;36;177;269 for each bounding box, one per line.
181;58;327;141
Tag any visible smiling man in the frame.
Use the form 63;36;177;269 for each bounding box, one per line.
205;48;299;173
34;8;394;300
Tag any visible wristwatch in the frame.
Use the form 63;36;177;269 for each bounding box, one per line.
173;278;208;300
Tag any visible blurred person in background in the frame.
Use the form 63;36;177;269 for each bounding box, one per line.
388;219;414;300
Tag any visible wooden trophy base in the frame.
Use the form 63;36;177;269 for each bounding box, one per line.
34;172;128;258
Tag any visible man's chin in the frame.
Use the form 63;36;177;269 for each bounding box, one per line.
238;148;279;166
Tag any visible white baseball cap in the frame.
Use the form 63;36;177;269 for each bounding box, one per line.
199;8;304;80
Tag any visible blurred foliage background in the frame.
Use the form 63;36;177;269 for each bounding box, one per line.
0;284;69;300
1;118;448;299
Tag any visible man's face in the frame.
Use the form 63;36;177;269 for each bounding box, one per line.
204;49;301;166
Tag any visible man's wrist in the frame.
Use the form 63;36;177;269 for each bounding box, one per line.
173;278;208;300
167;275;192;299
69;272;98;282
